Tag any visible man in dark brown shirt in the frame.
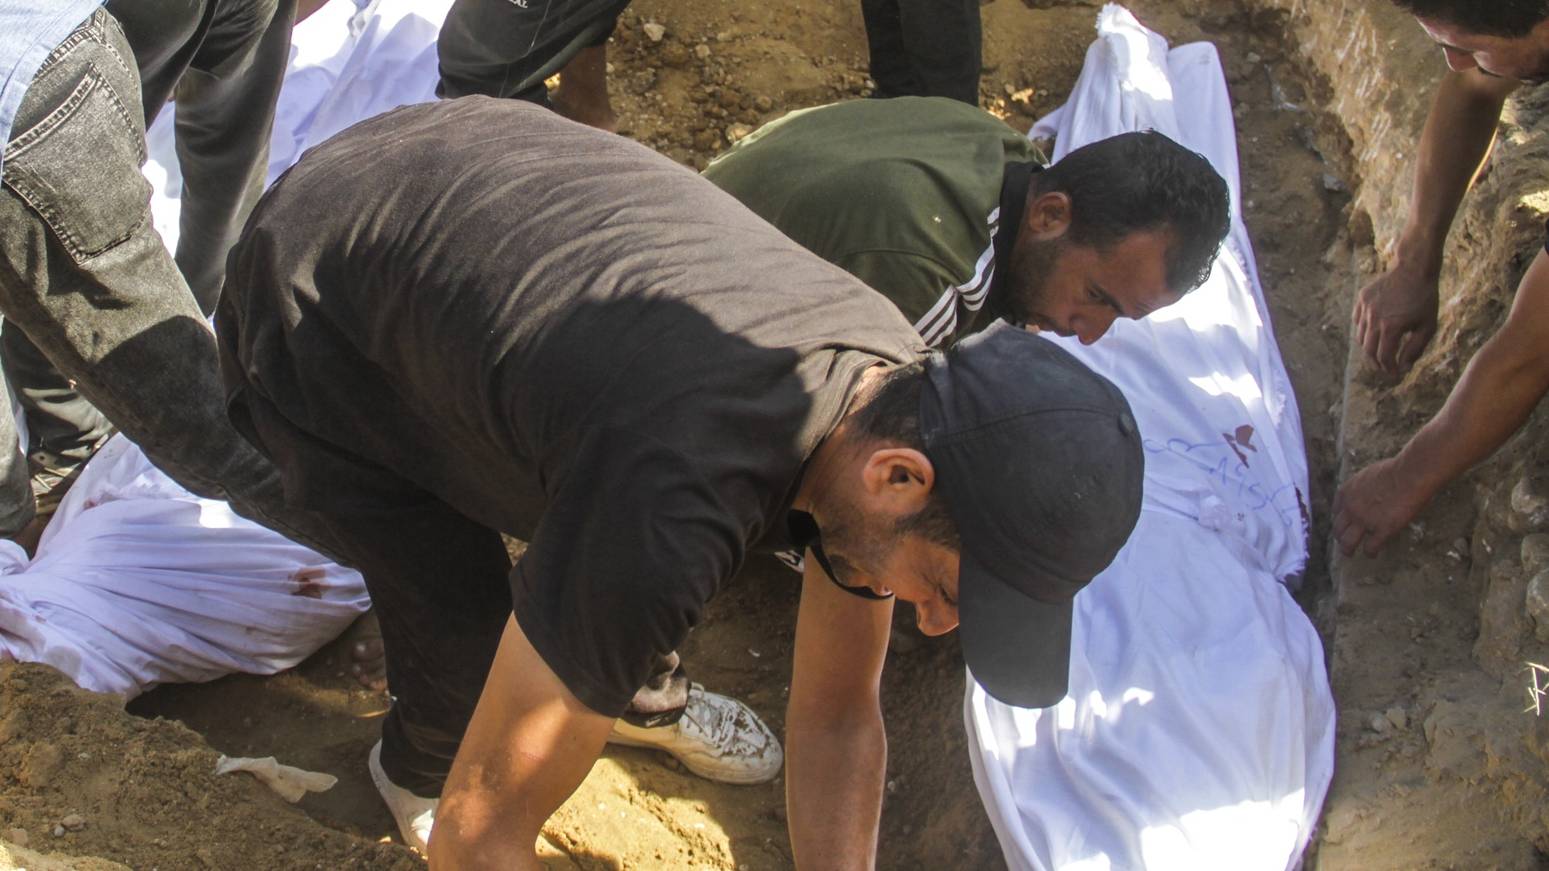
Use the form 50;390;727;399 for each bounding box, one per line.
218;97;1145;867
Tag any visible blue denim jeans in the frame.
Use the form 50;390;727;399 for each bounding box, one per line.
1;0;297;503
0;7;338;559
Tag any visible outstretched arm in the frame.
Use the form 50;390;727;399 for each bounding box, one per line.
429;615;615;869
1337;249;1549;554
785;552;894;870
1353;68;1518;375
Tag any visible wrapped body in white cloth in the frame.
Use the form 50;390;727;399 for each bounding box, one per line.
966;7;1335;870
0;434;368;698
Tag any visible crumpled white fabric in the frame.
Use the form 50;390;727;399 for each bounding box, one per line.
965;6;1335;870
0;436;369;699
215;754;339;802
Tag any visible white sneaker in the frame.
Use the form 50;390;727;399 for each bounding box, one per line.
608;684;783;785
368;740;438;854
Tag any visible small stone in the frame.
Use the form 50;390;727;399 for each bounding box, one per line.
52;824;64;838
5;827;27;847
886;778;899;793
726;123;753;143
642;21;666;42
660;42;689;67
694;43;712;60
1322;172;1347;193
716;30;732;42
1246;51;1262;64
1526;569;1549;642
754;95;773;112
1368;713;1391;734
60;813;85;832
1004;82;1017;96
1523;534;1549;575
1384;706;1408;731
1512;475;1549;528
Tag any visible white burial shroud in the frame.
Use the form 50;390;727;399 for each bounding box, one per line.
0;435;368;698
965;7;1335;871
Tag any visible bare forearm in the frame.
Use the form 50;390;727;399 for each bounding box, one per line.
785;555;892;869
786;712;887;871
1396;325;1549;500
1396;70;1514;267
429;617;615;870
429;833;539;871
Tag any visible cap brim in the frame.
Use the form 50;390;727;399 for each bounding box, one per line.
958;546;1074;709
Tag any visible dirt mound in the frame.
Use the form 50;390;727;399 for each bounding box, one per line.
0;662;417;870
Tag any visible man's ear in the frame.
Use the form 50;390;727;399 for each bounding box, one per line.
1024;190;1072;241
859;447;935;516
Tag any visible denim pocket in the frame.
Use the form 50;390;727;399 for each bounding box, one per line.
2;63;150;264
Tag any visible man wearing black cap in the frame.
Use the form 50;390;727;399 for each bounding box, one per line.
216;96;1143;867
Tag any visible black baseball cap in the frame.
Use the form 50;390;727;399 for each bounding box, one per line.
919;322;1143;708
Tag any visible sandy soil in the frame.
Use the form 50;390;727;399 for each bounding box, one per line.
0;1;1369;869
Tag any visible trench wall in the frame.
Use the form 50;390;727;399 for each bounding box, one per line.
1257;2;1549;867
1253;0;1438;253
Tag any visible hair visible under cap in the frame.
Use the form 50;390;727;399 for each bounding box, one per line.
848;361;961;551
1031;130;1229;294
1392;0;1549;36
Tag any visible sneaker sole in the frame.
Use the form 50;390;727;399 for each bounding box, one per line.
607;733;783;785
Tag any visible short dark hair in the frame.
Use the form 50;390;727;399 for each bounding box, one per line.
848;362;961;551
1032;130;1230;294
1392;0;1549;36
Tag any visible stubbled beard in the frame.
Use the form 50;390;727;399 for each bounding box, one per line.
991;236;1061;327
819;498;901;585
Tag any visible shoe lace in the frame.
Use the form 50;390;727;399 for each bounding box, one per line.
680;690;763;753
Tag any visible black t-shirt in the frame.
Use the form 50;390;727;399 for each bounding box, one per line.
220;97;926;715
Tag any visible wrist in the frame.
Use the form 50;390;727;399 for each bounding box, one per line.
1390;233;1444;281
1390;441;1449;505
